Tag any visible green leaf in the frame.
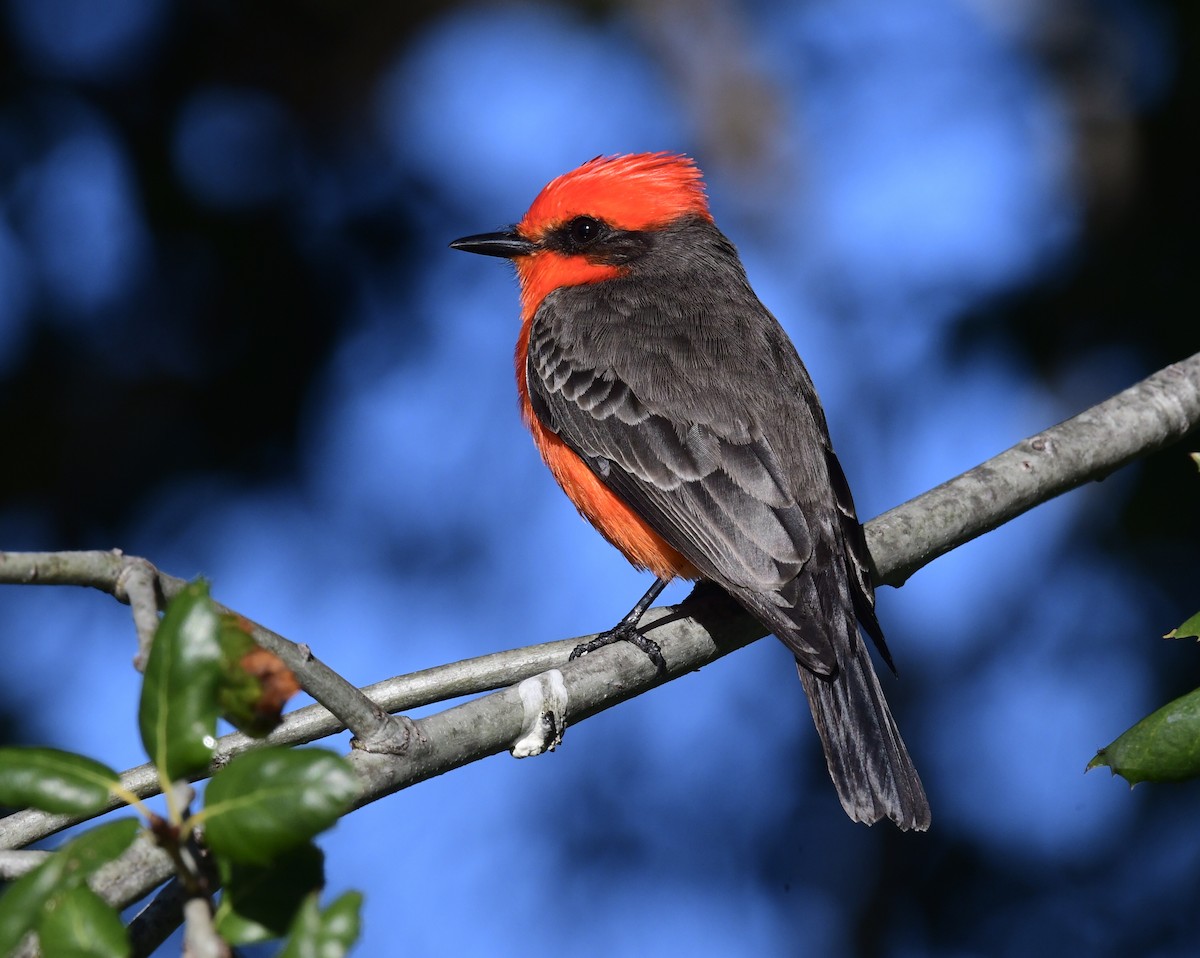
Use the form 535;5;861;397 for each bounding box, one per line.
215;615;264;733
277;891;363;958
214;843;325;945
57;819;143;886
0;819;139;955
216;616;299;739
36;885;130;958
0;747;120;814
1165;611;1200;640
138;580;224;781
0;851;68;956
1088;686;1200;784
204;749;358;865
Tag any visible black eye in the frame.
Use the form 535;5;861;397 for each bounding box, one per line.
567;216;602;246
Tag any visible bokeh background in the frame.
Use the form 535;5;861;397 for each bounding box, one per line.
1;0;1197;955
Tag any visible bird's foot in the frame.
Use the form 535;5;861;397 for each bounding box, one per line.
569;619;667;676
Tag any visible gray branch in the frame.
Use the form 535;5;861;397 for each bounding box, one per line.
0;550;413;752
867;352;1200;586
0;351;1197;920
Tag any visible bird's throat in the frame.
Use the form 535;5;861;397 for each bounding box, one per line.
516;253;622;323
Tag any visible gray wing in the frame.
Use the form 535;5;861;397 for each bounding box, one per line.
526;280;863;674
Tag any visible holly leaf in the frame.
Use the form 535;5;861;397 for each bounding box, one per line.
277;891;363;958
37;885;129;958
0;747;119;814
0;850;66;956
55;818;141;878
1089;686;1200;784
138;580;223;781
204;749;358;865
215;842;325;945
1164;611;1200;640
0;819;139;955
217;615;299;738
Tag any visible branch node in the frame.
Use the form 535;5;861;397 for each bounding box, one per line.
115;557;164;671
351;714;423;756
511;669;569;758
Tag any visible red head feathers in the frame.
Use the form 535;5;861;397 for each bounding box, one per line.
518;152;711;238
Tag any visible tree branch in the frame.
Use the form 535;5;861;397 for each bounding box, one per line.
867;352;1200;586
1;352;1197;917
0;550;412;751
0;638;580;849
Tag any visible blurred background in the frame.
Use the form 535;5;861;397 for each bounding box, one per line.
1;0;1197;954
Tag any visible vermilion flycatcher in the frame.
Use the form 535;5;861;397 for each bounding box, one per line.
452;152;929;830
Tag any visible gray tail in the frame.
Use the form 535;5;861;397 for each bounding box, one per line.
795;645;930;831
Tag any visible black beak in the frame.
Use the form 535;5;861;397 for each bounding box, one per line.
449;229;538;259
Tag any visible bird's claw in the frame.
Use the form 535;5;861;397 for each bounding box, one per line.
569;622;667;676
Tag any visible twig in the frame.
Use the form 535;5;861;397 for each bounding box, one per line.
182;897;229;958
113;556;161;670
0;551;410;750
127;879;188;958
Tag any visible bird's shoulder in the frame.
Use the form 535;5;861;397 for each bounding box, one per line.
531;261;814;436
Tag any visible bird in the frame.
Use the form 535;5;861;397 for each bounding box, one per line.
450;152;929;830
